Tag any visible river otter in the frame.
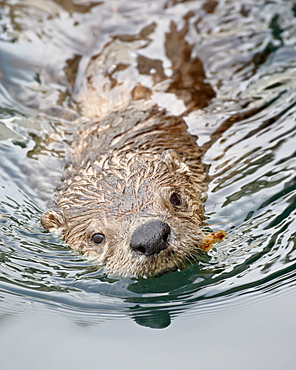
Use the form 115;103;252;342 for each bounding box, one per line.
41;35;225;278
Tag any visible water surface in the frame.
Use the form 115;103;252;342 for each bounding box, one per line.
0;0;295;368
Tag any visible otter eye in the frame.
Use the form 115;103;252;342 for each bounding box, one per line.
91;233;105;245
170;192;182;207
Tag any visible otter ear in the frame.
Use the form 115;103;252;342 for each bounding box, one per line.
41;208;64;232
161;149;191;175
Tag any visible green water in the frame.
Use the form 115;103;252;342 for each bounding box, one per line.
0;0;295;369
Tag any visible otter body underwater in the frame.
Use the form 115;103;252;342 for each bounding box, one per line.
41;40;225;278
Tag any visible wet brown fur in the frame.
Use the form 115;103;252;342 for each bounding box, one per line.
41;103;211;277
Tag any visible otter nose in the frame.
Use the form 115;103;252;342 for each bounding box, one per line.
130;220;171;256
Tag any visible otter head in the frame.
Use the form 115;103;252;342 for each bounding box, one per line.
41;149;212;277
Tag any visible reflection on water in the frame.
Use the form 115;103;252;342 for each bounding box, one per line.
0;0;295;329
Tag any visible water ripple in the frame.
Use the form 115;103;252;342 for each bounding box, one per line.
0;0;295;328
